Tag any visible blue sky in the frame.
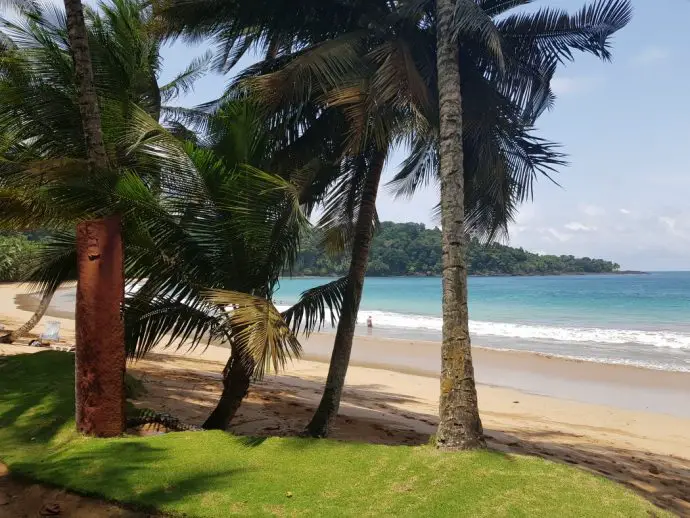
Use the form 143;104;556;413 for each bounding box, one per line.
158;0;690;270
35;0;690;270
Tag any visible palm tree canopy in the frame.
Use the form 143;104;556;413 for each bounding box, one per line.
157;0;631;240
0;0;347;374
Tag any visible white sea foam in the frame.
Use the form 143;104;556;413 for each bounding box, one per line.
276;305;690;350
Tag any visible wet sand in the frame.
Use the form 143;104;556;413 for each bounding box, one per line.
300;333;690;418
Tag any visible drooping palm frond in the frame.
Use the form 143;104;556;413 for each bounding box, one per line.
452;0;505;68
387;133;438;200
240;31;367;111
0;0;39;15
204;289;302;379
22;230;77;296
0;184;89;231
124;291;227;359
156;0;391;70
281;276;348;336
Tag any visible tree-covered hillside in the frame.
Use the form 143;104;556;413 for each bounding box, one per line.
293;222;621;277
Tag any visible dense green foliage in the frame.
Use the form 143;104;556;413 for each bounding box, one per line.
0;352;664;518
293;222;620;277
0;234;42;281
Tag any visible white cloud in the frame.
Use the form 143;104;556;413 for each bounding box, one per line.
546;228;572;243
551;76;601;96
507;207;690;270
565;222;596;232
659;216;675;229
658;216;686;238
631;46;670;66
581;205;606;217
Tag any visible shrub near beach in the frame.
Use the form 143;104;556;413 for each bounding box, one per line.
0;234;41;282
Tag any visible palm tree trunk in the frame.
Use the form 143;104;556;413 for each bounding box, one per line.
9;291;54;341
64;0;125;437
203;353;252;430
75;216;126;437
306;151;386;437
64;0;108;171
434;0;485;450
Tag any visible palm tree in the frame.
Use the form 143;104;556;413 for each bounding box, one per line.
61;0;129;437
6;291;55;342
433;0;486;449
123;99;348;430
427;0;631;449
226;44;428;436
0;0;209;435
159;0;630;440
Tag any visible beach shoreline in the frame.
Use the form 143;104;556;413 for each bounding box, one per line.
11;284;687;371
6;282;690;417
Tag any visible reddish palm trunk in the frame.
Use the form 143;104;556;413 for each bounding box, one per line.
75;216;126;436
64;0;125;437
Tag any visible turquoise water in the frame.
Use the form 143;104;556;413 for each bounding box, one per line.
51;272;690;372
273;273;690;372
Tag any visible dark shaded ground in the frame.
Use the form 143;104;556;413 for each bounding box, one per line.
0;463;157;518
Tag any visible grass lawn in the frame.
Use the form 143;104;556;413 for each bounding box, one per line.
0;352;668;517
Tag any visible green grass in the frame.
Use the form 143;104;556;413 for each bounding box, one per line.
0;352;668;517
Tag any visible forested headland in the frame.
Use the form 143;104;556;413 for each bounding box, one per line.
293;222;622;277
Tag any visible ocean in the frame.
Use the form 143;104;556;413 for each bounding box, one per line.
51;272;690;373
273;272;690;373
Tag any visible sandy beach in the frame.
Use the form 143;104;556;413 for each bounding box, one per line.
1;282;689;514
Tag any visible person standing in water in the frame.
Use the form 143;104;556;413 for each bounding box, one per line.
366;315;373;334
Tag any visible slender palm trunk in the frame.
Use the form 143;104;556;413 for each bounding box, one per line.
434;0;485;450
64;0;108;171
306;151;386;437
10;291;54;341
203;352;252;430
64;0;125;437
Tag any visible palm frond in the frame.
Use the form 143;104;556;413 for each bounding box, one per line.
388;133;438;199
125;290;227;360
454;0;505;69
241;32;366;110
0;0;39;15
19;231;76;297
281;276;347;336
159;49;212;103
497;0;633;64
204;289;302;379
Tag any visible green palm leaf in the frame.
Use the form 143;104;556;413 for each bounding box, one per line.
204;289;302;379
281;276;348;336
